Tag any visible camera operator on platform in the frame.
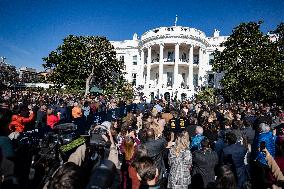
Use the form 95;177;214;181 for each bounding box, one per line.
44;121;119;189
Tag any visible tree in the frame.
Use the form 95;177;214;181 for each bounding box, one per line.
103;76;134;100
272;23;284;103
195;88;217;104
0;58;19;86
43;35;124;95
213;21;284;102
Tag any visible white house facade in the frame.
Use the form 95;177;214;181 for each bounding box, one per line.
111;25;228;100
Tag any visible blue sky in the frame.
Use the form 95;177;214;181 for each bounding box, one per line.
0;0;283;71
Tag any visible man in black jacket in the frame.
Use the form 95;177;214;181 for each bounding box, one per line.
35;105;47;136
144;128;173;189
222;132;247;189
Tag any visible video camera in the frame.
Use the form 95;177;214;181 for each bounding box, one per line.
89;121;112;148
21;123;80;188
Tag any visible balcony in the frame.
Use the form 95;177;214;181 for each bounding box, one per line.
164;58;174;62
146;57;196;65
180;58;189;63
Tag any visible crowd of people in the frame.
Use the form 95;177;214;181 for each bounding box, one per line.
0;89;284;189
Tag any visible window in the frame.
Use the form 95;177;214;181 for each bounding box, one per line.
193;74;198;86
181;73;186;88
167;51;174;62
145;56;148;64
119;55;124;62
133;55;137;61
132;73;137;86
209;53;214;65
193;55;199;64
208;74;214;87
167;72;173;87
181;53;186;61
181;93;187;101
155;73;159;84
182;73;186;82
155;54;159;62
133;55;137;65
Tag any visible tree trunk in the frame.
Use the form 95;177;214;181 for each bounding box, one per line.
85;77;91;96
85;66;95;96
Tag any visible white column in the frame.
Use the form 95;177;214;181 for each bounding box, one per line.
188;45;194;89
203;50;208;86
158;43;164;88
174;43;179;88
146;46;151;89
141;49;145;65
198;47;203;86
140;49;145;86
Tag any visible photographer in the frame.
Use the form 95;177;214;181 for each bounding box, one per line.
44;121;119;189
61;121;119;168
83;122;120;189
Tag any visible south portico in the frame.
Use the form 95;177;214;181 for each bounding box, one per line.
111;25;228;101
140;32;209;100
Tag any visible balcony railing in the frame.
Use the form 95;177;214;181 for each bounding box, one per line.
180;58;189;63
193;60;199;64
148;83;194;89
144;58;197;64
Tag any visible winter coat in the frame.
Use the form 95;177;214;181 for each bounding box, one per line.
9;113;34;132
255;132;276;165
190;134;205;152
268;156;284;185
266;153;284;182
47;114;60;129
222;143;247;189
35;110;47;129
0;136;15;158
168;149;192;189
192;149;218;189
144;137;167;180
242;126;255;145
128;166;140;189
73;117;88;135
56;106;67;123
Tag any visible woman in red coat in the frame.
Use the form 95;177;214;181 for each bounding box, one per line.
9;105;34;133
47;108;60;129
